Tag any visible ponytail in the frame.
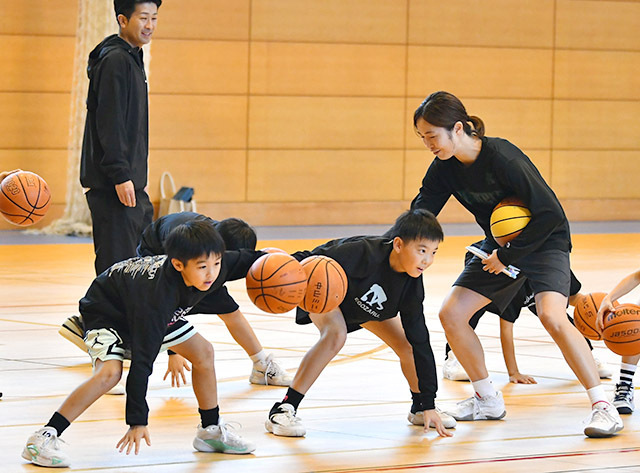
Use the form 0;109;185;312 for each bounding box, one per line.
414;91;485;138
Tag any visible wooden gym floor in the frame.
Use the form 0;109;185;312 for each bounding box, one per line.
1;227;639;472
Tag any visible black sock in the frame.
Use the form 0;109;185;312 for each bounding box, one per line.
45;412;70;437
270;388;305;416
410;391;423;414
199;406;220;428
283;387;304;410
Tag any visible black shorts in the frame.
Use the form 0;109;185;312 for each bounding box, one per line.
454;248;571;313
296;307;372;333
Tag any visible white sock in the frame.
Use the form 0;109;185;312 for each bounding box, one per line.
472;377;496;399
250;350;267;365
587;385;608;406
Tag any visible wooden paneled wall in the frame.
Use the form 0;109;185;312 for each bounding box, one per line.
2;0;640;229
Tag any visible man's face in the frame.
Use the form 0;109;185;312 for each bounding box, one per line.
118;2;158;48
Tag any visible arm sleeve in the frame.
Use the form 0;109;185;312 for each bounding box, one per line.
125;295;169;426
399;285;437;410
223;250;266;280
410;161;451;216
494;151;567;265
94;54;133;185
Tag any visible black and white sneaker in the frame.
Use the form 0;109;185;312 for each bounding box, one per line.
613;383;635;415
58;315;86;352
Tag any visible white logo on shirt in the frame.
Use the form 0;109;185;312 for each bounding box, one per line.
361;283;387;310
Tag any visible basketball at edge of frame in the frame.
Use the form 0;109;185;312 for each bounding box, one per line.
0;171;51;226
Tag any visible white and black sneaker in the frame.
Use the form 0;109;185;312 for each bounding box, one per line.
613;383;635;415
265;403;305;437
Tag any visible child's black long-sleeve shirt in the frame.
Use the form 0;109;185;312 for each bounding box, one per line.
293;236;438;410
80;250;261;426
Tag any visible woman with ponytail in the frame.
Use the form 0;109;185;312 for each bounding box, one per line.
410;91;623;438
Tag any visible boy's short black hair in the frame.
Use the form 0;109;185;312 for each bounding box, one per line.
215;218;257;251
165;220;225;265
387;209;444;243
114;0;162;19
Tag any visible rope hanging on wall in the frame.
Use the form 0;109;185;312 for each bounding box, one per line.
40;0;152;237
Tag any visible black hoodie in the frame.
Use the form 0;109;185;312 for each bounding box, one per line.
80;34;149;190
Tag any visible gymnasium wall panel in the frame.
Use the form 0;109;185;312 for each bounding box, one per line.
249;42;406;97
154;0;250;41
148;150;246;203
552;150;640;199
552;101;640;150
554;50;640;100
407;46;553;99
0;36;74;92
0;93;69;149
247;150;404;202
149;95;247;149
251;0;407;43
248;96;405;149
151;39;249;94
408;0;554;48
556;0;640;50
0;0;76;36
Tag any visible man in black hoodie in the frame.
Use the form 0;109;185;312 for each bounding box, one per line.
80;0;161;275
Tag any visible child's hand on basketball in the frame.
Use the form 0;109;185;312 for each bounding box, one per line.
116;425;151;455
509;372;537;384
164;353;191;387
596;296;616;332
423;410;454;437
0;169;20;183
482;250;506;275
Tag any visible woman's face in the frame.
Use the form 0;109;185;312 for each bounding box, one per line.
415;117;456;160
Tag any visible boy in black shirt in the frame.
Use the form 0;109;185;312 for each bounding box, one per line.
411;91;622;438
22;221;259;468
265;209;455;438
60;212;291;387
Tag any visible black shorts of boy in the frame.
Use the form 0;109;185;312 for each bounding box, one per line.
296;307;383;334
454;247;571;313
189;286;239;315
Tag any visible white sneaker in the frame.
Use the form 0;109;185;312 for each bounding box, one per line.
265;403;306;437
443;353;470;381
584;401;624;438
613;383;635;415
21;427;70;467
594;357;612;379
193;420;255;454
249;354;292;386
444;392;506;421
407;407;457;429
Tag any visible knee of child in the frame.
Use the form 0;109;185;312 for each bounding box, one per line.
439;308;465;332
320;328;347;353
538;311;565;336
190;341;215;369
94;363;123;389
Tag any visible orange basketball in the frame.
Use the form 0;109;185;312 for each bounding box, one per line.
602;303;640;356
246;253;308;313
490;197;531;247
573;292;618;340
0;171;51;226
299;255;348;313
